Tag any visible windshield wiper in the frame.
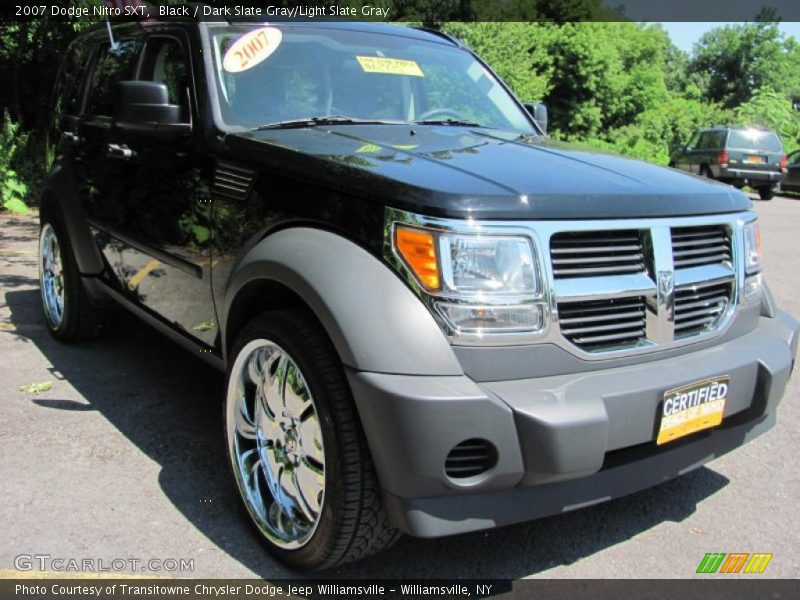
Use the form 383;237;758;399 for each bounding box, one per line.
413;118;484;127
254;116;405;131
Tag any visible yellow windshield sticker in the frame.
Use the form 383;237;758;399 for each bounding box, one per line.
356;56;424;77
356;143;419;154
223;27;282;73
356;143;382;153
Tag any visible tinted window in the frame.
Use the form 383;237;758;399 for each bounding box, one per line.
727;129;783;152
54;40;91;117
790;151;800;165
139;37;190;108
696;132;713;149
686;131;701;150
710;131;726;148
86;39;140;116
49;38;92;160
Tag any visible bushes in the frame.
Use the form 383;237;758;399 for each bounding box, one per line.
0;111;31;214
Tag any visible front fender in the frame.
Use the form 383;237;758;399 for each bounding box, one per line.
222;228;463;376
40;160;104;276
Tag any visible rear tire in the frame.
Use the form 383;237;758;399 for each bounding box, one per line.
224;309;400;570
699;165;714;179
38;213;106;342
758;187;775;201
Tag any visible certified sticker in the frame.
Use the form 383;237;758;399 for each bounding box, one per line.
657;376;729;445
356;56;425;77
223;27;282;73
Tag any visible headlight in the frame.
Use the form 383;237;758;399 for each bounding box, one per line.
743;219;762;274
438;234;539;295
393;224;545;337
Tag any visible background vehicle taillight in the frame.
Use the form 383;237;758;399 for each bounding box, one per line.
780;154;788;172
717;150;729;168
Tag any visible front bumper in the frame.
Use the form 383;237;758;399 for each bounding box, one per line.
348;311;798;538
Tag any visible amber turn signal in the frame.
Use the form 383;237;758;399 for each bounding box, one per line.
395;226;440;290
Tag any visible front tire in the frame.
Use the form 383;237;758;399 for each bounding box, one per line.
224;309;400;570
38;214;106;341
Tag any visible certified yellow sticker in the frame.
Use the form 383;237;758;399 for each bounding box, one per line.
356;56;425;77
657;376;729;445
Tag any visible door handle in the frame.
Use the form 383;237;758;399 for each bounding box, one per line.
106;143;134;160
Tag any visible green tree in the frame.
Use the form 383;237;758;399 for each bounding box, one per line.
443;22;556;103
733;87;800;153
544;22;671;139
688;21;800;108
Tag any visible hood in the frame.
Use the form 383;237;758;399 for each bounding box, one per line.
225;125;752;220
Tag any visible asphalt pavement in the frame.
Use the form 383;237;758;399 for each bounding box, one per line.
1;194;798;579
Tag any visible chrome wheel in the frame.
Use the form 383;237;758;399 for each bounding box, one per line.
39;223;65;329
227;339;326;549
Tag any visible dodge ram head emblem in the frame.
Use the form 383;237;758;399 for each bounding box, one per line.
658;271;674;296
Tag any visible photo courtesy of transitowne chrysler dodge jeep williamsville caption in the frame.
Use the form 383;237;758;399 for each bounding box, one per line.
38;19;798;570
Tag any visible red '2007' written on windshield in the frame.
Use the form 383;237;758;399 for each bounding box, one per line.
222;28;283;73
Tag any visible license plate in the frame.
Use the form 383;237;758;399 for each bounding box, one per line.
745;155;765;164
657;376;729;445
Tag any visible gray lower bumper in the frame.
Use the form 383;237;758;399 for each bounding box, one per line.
348;311;798;538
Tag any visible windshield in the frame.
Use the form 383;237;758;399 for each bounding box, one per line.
727;129;783;152
207;24;535;133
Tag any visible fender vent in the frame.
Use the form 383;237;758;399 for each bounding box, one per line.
213;161;255;201
445;439;497;479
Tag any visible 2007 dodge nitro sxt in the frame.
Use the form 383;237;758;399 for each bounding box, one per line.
39;19;798;569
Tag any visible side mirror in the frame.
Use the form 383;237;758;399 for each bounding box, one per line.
114;81;191;138
524;102;548;134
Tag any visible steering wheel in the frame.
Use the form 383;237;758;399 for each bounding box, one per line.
416;107;466;121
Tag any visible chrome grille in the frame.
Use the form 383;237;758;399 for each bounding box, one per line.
213;162;255;201
550;230;645;278
558;297;647;351
674;282;733;338
671;225;732;269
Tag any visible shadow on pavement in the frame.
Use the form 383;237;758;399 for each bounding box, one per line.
4;287;730;579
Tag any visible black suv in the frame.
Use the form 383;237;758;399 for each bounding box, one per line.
670;125;788;200
41;20;798;570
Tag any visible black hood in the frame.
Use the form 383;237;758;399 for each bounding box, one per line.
225;125;752;220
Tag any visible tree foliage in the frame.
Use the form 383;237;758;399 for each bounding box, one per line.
444;20;798;164
687;21;800;108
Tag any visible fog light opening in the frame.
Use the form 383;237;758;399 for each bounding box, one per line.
444;438;498;480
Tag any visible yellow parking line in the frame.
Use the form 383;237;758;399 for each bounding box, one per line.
0;249;37;255
127;260;160;290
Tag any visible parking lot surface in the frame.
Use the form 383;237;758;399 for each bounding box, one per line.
1;195;798;579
